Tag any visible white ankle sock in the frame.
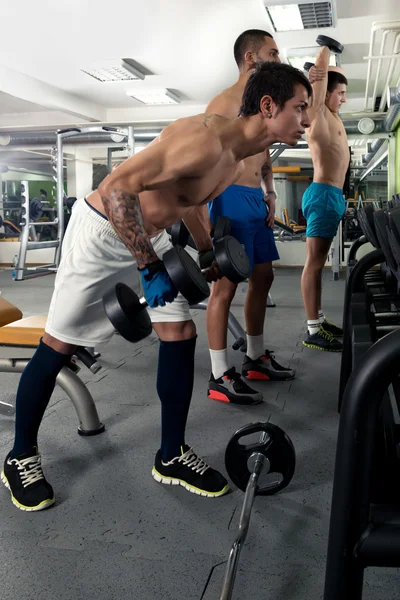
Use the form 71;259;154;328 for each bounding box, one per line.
209;348;230;379
318;310;325;324
246;334;264;360
308;319;320;335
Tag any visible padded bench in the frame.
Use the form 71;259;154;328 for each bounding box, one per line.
0;297;104;436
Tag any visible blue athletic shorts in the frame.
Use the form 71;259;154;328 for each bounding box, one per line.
302;182;346;239
208;184;279;270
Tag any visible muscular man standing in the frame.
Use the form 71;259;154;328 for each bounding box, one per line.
206;30;297;406
1;62;311;511
301;44;349;352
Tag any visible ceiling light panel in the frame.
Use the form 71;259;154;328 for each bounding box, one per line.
127;89;181;105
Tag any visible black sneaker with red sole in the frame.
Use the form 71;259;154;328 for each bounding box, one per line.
208;367;263;405
242;350;295;381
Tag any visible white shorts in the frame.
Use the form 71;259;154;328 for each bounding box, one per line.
45;199;192;346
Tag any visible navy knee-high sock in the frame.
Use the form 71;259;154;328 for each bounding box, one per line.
11;340;71;458
157;336;197;461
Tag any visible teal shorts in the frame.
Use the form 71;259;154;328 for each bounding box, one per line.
302;182;346;240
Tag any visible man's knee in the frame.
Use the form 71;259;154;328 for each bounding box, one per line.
249;262;274;292
42;332;76;356
153;320;196;342
209;278;237;305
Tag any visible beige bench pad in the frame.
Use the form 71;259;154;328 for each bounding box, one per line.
0;316;47;346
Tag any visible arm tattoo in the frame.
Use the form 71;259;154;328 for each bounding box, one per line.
261;161;272;181
202;114;213;128
101;189;158;269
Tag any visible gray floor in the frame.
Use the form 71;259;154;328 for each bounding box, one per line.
0;268;399;600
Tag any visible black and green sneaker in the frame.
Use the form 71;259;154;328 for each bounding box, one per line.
152;445;229;498
320;319;343;337
303;327;342;352
1;449;55;511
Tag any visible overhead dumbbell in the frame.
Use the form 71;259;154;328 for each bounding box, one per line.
303;35;344;72
103;232;251;342
316;34;344;54
220;422;296;599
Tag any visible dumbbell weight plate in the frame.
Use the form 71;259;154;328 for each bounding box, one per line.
316;35;344;54
303;62;314;72
103;283;152;343
214;216;232;241
163;245;210;305
170;220;190;247
214;236;251;284
225;422;296;494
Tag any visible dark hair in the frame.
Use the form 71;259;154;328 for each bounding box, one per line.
327;71;348;93
239;62;312;116
39;188;47;196
234;29;273;67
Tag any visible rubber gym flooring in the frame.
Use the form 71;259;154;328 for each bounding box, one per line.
0;268;399;600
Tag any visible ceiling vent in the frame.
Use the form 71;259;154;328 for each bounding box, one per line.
298;2;333;29
265;0;336;32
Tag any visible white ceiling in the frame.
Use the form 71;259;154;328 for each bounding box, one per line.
0;0;399;127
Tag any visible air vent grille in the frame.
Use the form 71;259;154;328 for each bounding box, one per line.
299;2;333;29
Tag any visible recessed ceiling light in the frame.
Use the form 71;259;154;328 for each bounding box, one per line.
127;89;181;105
267;5;304;32
81;58;145;83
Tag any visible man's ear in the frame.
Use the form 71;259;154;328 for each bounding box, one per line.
260;95;275;117
244;50;254;66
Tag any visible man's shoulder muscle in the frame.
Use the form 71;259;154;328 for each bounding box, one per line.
206;86;242;119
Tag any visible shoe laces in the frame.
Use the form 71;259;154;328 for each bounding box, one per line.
9;454;44;488
177;447;209;475
319;326;335;342
225;368;255;393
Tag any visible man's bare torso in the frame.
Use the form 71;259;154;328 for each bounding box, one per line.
306;109;349;189
89;114;244;236
210;82;267;188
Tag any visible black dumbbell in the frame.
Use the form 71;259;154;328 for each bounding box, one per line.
103;235;251;342
169;220;191;247
316;35;344;54
170;215;232;249
303;61;314;72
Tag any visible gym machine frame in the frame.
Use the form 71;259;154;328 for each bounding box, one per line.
14;126;133;281
324;328;400;600
0;345;104;436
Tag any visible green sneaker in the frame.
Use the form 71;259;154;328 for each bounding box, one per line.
320;319;343;337
303;327;342;352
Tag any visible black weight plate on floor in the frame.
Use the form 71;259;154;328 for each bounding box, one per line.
103;283;152;343
214;236;251;283
170;220;190;247
316;35;344;54
163;245;210;305
214;216;232;241
225;422;296;495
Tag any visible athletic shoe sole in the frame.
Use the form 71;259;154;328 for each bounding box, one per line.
207;389;263;405
302;341;342;353
242;369;295;382
151;467;229;498
1;470;55;512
